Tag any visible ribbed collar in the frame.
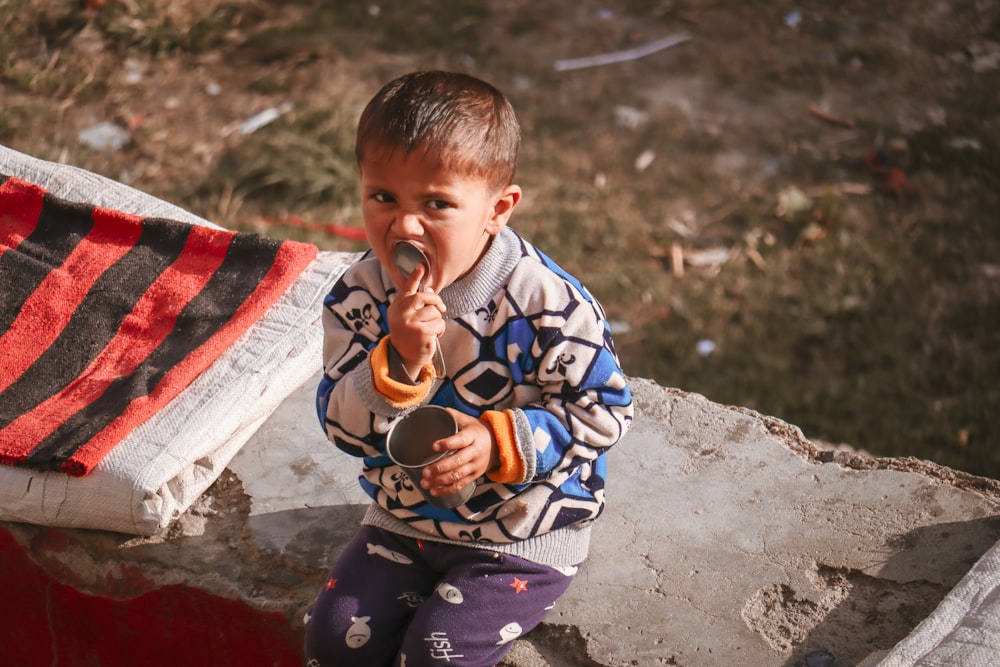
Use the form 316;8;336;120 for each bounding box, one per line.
438;227;522;317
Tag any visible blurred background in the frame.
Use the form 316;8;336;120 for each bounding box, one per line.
2;1;997;477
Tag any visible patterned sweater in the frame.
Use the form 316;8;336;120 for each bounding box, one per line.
317;227;633;566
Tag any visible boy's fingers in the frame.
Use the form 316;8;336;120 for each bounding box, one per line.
412;296;446;319
432;432;465;452
424;464;476;494
400;264;425;295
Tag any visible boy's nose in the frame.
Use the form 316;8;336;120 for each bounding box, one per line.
396;211;425;236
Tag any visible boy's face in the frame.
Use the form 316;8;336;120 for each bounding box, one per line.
359;149;521;292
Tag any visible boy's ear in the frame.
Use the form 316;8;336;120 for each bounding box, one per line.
486;185;522;234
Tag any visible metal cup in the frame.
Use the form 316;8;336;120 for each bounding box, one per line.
385;406;475;509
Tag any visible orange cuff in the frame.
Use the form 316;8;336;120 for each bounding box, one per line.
481;410;526;484
370;337;434;409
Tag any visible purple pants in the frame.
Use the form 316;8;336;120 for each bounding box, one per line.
303;525;578;667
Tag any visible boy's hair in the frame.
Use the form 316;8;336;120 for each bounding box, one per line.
356;71;520;191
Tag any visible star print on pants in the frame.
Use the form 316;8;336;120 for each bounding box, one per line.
509;577;528;594
326;578;338;590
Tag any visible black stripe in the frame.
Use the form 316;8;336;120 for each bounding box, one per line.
25;230;284;467
0;195;95;334
0;216;191;430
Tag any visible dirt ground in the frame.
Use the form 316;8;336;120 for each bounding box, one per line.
2;0;998;477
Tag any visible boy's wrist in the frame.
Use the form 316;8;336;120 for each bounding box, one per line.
370;337;434;408
387;341;419;385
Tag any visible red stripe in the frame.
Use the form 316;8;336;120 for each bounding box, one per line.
64;241;318;474
0;206;143;395
0;178;45;257
0;222;235;460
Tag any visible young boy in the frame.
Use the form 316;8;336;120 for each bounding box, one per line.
304;70;633;667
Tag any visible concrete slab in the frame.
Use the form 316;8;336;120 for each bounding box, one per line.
230;374;1000;665
4;375;1000;666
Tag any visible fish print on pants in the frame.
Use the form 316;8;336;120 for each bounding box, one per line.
346;616;372;648
497;622;523;645
366;542;413;564
436;582;464;604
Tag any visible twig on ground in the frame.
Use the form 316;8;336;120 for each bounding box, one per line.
807;103;855;128
670;242;685;279
805;183;871;197
554;33;692;72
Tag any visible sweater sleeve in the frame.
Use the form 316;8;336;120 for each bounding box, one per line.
316;257;420;458
369;337;436;408
502;259;633;483
481;409;527;484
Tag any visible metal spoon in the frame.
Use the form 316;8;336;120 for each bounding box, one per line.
392;240;446;378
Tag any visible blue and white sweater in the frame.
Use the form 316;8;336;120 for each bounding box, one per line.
317;227;633;566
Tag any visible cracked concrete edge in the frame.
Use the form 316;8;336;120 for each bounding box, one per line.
634;369;1000;505
637;375;1000;504
736;400;1000;502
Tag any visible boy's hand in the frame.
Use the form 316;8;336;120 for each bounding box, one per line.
421;409;500;497
387;263;446;379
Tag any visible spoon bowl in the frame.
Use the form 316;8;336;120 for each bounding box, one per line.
392;240;428;289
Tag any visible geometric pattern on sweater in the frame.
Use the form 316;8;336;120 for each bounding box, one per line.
317;228;632;557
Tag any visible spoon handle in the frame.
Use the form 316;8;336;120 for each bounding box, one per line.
431;333;446;378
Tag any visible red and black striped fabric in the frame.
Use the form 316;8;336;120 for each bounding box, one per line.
0;175;318;476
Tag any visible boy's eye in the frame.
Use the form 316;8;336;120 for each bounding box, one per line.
428;200;451;211
373;192;394;204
